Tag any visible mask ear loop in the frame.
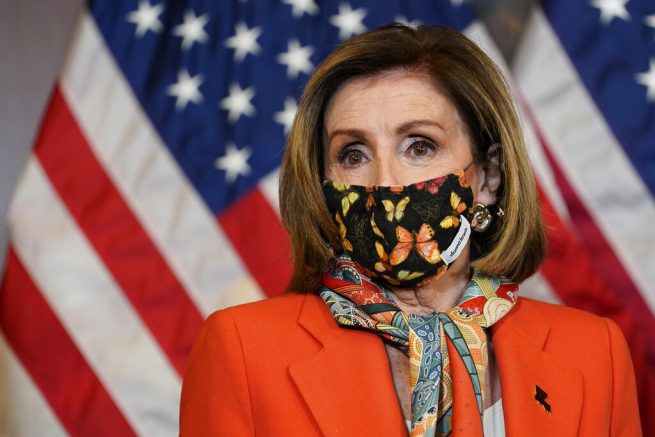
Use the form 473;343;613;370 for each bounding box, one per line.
463;141;500;172
462;157;477;172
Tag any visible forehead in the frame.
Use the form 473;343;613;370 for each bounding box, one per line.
324;69;462;132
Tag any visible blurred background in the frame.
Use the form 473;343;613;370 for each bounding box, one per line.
1;0;653;435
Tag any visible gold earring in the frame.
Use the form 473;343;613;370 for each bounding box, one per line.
471;203;504;232
471;203;491;232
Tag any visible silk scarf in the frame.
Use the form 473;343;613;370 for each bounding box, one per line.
318;254;518;437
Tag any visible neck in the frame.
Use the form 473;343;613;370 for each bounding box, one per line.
387;245;472;315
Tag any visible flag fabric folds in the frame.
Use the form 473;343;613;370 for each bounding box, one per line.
0;0;653;435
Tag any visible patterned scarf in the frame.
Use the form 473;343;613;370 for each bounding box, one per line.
318;254;518;437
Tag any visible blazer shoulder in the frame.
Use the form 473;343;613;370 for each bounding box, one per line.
202;292;324;348
207;291;308;324
518;296;608;328
516;297;626;355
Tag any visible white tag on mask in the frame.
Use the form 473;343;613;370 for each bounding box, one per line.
441;216;471;266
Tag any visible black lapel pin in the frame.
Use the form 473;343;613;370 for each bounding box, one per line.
534;385;552;415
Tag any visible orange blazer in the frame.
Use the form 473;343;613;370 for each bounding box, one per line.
179;292;642;436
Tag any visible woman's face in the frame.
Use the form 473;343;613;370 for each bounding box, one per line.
323;69;493;205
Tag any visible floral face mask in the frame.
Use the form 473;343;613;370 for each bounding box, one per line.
322;167;475;288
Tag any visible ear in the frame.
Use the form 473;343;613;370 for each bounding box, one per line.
476;143;502;206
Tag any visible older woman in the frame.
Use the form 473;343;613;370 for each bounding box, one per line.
180;25;642;436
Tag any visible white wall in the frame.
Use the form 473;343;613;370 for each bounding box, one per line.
0;0;84;268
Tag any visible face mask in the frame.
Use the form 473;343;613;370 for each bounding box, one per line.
322;166;474;288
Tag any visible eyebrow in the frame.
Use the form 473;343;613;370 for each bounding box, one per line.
327;119;445;144
396;119;446;135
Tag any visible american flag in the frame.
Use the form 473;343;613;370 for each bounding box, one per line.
0;0;653;435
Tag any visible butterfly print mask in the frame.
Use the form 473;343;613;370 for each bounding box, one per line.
322;170;474;288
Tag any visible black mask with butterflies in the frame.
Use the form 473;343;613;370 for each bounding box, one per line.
322;168;475;288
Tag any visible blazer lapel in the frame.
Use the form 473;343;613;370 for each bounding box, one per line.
491;298;584;437
289;294;407;436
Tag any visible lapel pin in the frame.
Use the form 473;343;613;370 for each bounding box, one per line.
534;385;552;415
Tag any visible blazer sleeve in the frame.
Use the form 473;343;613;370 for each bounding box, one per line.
180;310;255;436
603;317;643;436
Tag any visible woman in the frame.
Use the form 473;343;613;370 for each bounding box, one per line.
180;24;642;436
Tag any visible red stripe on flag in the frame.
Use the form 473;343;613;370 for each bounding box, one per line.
536;182;653;325
35;88;203;376
0;247;136;437
218;188;292;297
537;132;653;326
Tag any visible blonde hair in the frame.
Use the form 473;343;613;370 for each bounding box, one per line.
279;24;546;293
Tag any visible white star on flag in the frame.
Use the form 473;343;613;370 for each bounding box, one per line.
126;0;164;37
173;10;209;51
277;40;315;79
225;22;262;62
394;15;422;28
590;0;631;25
451;0;464;6
220;83;256;123
330;3;367;40
635;58;655;102
275;97;298;135
645;15;655;31
283;0;319;18
215;143;252;183
167;70;204;110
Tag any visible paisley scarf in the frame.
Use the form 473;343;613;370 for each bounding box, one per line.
318;254;518;437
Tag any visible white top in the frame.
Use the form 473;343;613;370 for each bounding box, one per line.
482;338;505;436
482;397;505;436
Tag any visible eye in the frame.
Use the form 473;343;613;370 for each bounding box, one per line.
412;142;430;157
406;138;437;158
337;145;369;168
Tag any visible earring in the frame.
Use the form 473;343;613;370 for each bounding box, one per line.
471;203;504;232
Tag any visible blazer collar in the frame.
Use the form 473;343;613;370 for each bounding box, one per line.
291;294;583;437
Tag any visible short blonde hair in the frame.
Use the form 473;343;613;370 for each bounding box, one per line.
279;24;546;293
